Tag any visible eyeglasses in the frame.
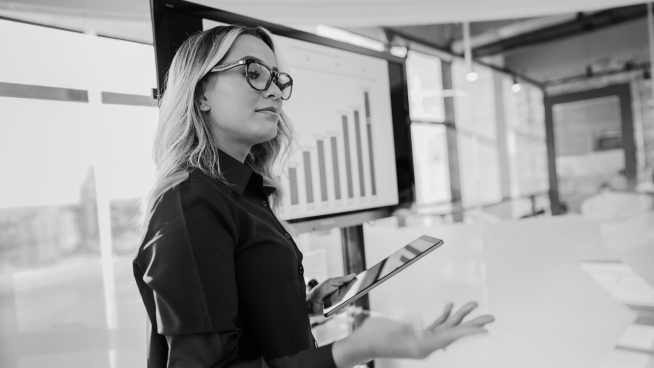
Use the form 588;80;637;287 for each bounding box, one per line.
209;57;293;100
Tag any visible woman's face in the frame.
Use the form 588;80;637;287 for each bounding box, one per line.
201;34;282;158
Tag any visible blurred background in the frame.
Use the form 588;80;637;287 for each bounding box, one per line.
0;0;653;367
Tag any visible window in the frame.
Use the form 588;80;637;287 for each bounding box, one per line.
0;19;157;367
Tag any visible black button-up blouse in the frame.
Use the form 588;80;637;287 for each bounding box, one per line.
133;151;336;368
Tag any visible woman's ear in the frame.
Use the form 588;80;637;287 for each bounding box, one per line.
196;81;211;112
197;94;210;112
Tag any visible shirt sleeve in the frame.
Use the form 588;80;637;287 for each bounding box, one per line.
137;180;337;368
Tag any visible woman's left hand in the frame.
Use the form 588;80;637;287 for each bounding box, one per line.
307;273;357;316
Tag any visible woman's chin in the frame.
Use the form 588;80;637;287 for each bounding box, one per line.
252;126;278;144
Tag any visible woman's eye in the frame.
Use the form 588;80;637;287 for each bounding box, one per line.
246;70;262;79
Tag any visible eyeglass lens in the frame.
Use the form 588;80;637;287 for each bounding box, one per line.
247;63;292;100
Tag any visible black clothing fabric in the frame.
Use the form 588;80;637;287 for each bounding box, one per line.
133;151;336;368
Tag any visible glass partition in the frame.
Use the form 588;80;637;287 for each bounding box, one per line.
0;18;157;368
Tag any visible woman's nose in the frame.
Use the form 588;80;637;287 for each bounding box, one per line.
263;79;283;100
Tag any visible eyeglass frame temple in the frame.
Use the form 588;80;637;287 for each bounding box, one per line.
209;59;247;73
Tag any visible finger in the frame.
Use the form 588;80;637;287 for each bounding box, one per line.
444;301;478;327
452;326;489;339
428;302;454;330
428;327;488;348
434;303;454;325
459;315;495;329
447;327;489;342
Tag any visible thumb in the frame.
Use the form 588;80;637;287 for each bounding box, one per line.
334;273;357;285
313;273;357;300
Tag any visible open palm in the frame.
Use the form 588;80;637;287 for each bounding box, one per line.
355;301;494;359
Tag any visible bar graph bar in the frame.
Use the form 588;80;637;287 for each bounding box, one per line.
289;168;299;205
317;140;328;201
331;136;341;200
342;115;354;198
303;151;314;203
284;92;382;208
354;110;366;196
364;92;377;195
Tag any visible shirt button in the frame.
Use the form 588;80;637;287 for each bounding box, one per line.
299;265;304;275
263;201;267;207
284;233;291;239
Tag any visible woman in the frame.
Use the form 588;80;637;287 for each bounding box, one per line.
133;24;494;368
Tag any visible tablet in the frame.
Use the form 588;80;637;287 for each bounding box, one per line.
323;235;444;317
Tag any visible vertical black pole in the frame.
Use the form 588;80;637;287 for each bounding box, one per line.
150;0;203;95
340;224;374;367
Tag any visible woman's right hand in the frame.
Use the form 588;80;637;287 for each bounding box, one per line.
332;301;494;367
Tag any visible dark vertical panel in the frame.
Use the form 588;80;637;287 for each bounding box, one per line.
441;61;464;221
340;225;367;274
150;0;171;93
340;225;370;330
150;0;203;94
388;62;414;206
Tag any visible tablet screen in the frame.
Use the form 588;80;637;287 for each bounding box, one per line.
323;235;443;317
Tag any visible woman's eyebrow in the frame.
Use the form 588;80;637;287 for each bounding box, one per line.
246;55;279;71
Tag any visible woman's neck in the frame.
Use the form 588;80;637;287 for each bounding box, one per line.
214;139;251;163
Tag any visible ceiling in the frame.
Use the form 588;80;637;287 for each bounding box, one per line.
0;0;646;26
190;0;646;27
0;0;649;83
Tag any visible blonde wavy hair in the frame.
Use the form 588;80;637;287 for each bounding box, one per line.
138;25;293;228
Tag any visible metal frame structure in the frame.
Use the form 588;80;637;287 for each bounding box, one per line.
544;83;637;215
473;4;651;58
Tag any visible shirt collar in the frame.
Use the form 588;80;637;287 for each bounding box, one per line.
218;150;276;196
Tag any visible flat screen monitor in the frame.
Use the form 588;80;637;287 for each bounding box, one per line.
151;1;414;227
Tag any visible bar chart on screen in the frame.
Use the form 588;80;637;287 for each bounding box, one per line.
273;36;398;220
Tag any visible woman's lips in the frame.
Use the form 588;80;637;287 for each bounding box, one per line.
256;110;279;117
